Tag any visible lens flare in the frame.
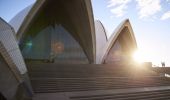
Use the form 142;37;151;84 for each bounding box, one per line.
133;50;144;63
133;49;151;63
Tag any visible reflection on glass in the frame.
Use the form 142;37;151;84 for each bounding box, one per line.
51;42;64;54
20;25;88;64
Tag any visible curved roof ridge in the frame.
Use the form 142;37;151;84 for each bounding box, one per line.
95;20;108;41
95;20;108;64
108;19;129;41
11;0;96;63
9;4;34;33
0;17;14;30
99;19;137;64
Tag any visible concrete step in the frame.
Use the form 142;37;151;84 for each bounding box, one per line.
27;64;159;78
30;77;170;93
70;89;170;100
27;63;170;99
32;87;170;100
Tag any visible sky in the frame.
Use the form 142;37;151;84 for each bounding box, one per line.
92;0;170;66
0;0;170;66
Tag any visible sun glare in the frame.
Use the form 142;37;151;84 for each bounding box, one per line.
133;49;151;63
133;50;143;63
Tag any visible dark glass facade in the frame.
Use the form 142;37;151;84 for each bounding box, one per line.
19;25;89;64
105;40;123;63
104;27;134;64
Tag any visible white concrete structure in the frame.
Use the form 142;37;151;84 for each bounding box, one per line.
0;0;138;99
9;1;137;64
95;19;137;64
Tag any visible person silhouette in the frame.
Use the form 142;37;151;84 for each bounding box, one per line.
161;62;165;67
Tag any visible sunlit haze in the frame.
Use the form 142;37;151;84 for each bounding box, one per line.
133;49;153;63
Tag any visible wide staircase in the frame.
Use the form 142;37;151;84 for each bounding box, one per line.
27;63;170;100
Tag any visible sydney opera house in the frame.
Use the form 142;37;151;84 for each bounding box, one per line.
1;0;170;100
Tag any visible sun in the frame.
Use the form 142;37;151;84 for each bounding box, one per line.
133;50;144;63
132;49;160;66
133;49;149;63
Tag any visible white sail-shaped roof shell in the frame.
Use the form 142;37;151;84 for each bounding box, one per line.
9;0;96;63
95;19;137;64
8;0;137;64
9;5;33;33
